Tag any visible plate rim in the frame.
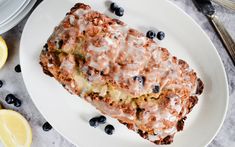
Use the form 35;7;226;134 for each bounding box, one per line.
165;1;229;146
162;1;229;146
19;0;229;146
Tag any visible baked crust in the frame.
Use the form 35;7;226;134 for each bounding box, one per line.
39;3;204;145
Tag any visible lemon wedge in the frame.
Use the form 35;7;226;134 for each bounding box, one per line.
0;36;8;69
0;110;32;147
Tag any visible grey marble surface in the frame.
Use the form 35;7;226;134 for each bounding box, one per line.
0;0;234;147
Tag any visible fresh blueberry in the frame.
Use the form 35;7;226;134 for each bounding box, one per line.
110;2;119;12
5;94;22;107
152;85;160;93
42;122;52;131
146;30;156;39
14;99;22;107
89;117;99;127
43;43;48;51
15;64;21;73
5;94;16;104
58;40;63;49
157;31;165;40
97;115;106;124
115;7;124;17
100;71;104;76
133;76;146;86
55;40;63;49
104;124;115;135
0;80;3;88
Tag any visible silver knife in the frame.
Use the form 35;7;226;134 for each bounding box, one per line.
193;0;235;65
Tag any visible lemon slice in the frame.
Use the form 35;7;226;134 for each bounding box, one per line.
0;36;8;69
0;110;32;147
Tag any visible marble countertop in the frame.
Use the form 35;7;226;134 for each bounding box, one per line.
0;0;235;147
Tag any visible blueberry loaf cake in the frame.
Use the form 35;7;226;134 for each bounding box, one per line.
40;3;204;145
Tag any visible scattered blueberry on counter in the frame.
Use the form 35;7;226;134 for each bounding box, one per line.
3;68;23;107
5;94;15;104
14;99;22;107
89;117;99;128
157;31;165;40
0;80;3;88
104;124;115;135
146;30;156;39
42;122;52;131
15;64;21;73
110;2;124;17
5;94;22;107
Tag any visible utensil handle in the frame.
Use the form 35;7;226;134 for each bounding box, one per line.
212;0;235;11
210;15;235;65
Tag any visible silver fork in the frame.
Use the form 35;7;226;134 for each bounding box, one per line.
212;0;235;11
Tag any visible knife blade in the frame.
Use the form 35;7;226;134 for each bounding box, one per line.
193;0;215;15
193;0;235;65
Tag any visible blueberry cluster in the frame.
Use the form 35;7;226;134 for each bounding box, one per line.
0;64;22;107
109;2;166;42
146;30;165;40
5;94;22;107
89;115;115;135
110;2;124;17
89;115;106;127
1;65;23;108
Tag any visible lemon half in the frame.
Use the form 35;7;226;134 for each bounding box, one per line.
0;110;32;147
0;36;8;69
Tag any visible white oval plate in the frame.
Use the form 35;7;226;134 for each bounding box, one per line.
20;0;229;147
